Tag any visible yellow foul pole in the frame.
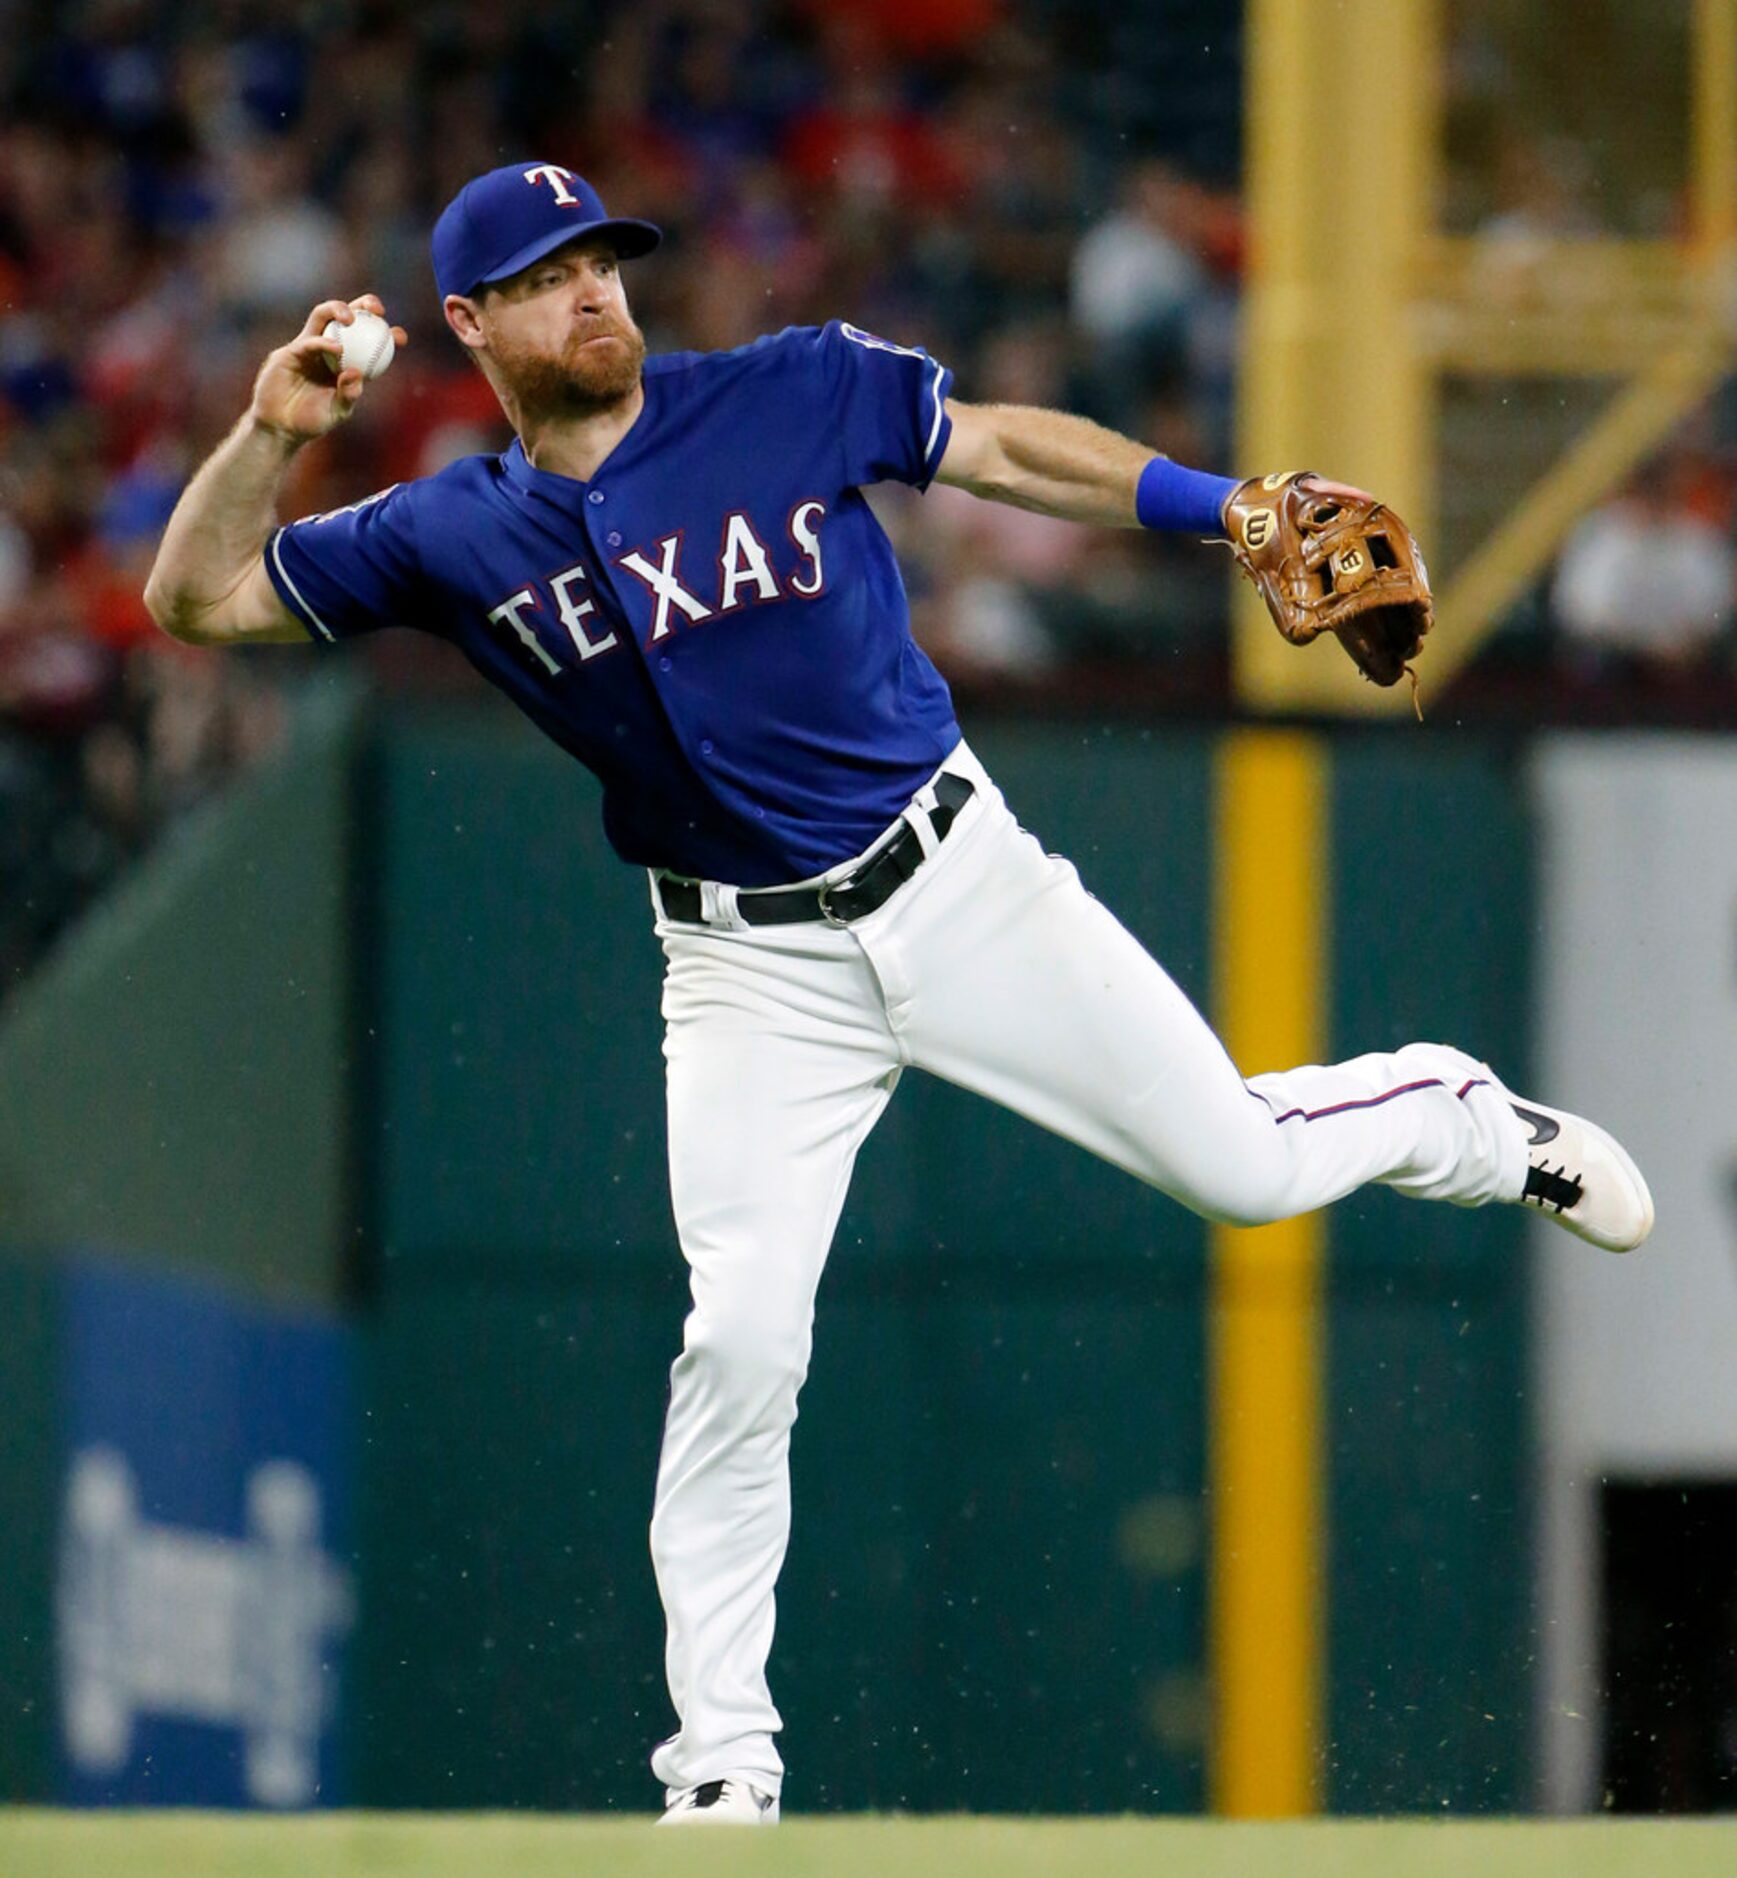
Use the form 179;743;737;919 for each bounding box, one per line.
1212;0;1439;1813
1210;731;1328;1815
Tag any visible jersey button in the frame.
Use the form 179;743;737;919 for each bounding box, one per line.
658;657;673;673
700;739;714;755
606;531;622;547
587;489;605;505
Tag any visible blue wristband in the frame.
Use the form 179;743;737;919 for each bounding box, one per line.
1135;456;1241;536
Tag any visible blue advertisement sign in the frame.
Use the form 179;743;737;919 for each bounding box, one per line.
56;1260;354;1807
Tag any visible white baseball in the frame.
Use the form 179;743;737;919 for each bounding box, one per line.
322;308;396;380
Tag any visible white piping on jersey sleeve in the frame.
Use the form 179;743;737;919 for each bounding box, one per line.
269;527;337;642
922;356;947;470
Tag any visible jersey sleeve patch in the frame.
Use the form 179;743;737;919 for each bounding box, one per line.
264;482;431;644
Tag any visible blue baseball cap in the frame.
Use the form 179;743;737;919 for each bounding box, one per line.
432;162;662;299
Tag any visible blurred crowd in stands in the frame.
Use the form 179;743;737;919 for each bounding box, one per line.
0;0;1246;985
1551;445;1737;678
1;0;1735;991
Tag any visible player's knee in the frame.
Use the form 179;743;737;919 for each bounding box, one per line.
681;1307;812;1404
1181;1164;1297;1229
1113;1103;1298;1228
1115;1125;1297;1228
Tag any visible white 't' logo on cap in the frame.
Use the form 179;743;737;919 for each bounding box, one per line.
523;164;580;206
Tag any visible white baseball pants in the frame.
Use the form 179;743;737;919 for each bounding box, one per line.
646;740;1527;1798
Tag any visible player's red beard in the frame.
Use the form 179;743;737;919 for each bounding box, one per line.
488;317;648;419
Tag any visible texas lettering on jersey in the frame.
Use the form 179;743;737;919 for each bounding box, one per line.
482;501;826;674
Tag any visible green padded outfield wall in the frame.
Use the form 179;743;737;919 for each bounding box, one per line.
0;1253;56;1798
0;690;1531;1811
0;677;363;1303
0;678;364;1798
1325;740;1533;1811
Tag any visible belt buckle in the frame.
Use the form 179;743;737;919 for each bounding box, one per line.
816;875;855;928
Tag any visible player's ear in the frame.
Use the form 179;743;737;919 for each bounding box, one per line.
444;294;488;351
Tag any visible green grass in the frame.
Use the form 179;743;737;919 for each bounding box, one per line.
3;1813;1735;1878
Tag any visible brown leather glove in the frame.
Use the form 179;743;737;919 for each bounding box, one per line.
1222;472;1433;698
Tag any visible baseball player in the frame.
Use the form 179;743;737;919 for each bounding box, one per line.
144;163;1653;1825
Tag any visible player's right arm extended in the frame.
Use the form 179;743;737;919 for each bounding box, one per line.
937;402;1374;539
144;296;404;645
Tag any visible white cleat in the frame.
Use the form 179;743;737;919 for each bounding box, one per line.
657;1777;780;1826
1509;1097;1654;1252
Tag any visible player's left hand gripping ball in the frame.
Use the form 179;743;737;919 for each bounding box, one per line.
1222;471;1433;698
322;305;398;381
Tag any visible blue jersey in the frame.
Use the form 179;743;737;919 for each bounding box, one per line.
265;320;961;885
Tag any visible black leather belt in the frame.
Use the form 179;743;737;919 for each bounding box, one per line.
658;773;976;928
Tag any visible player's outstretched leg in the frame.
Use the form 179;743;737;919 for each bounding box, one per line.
1240;1044;1652;1250
649;920;901;1824
872;759;1650;1247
